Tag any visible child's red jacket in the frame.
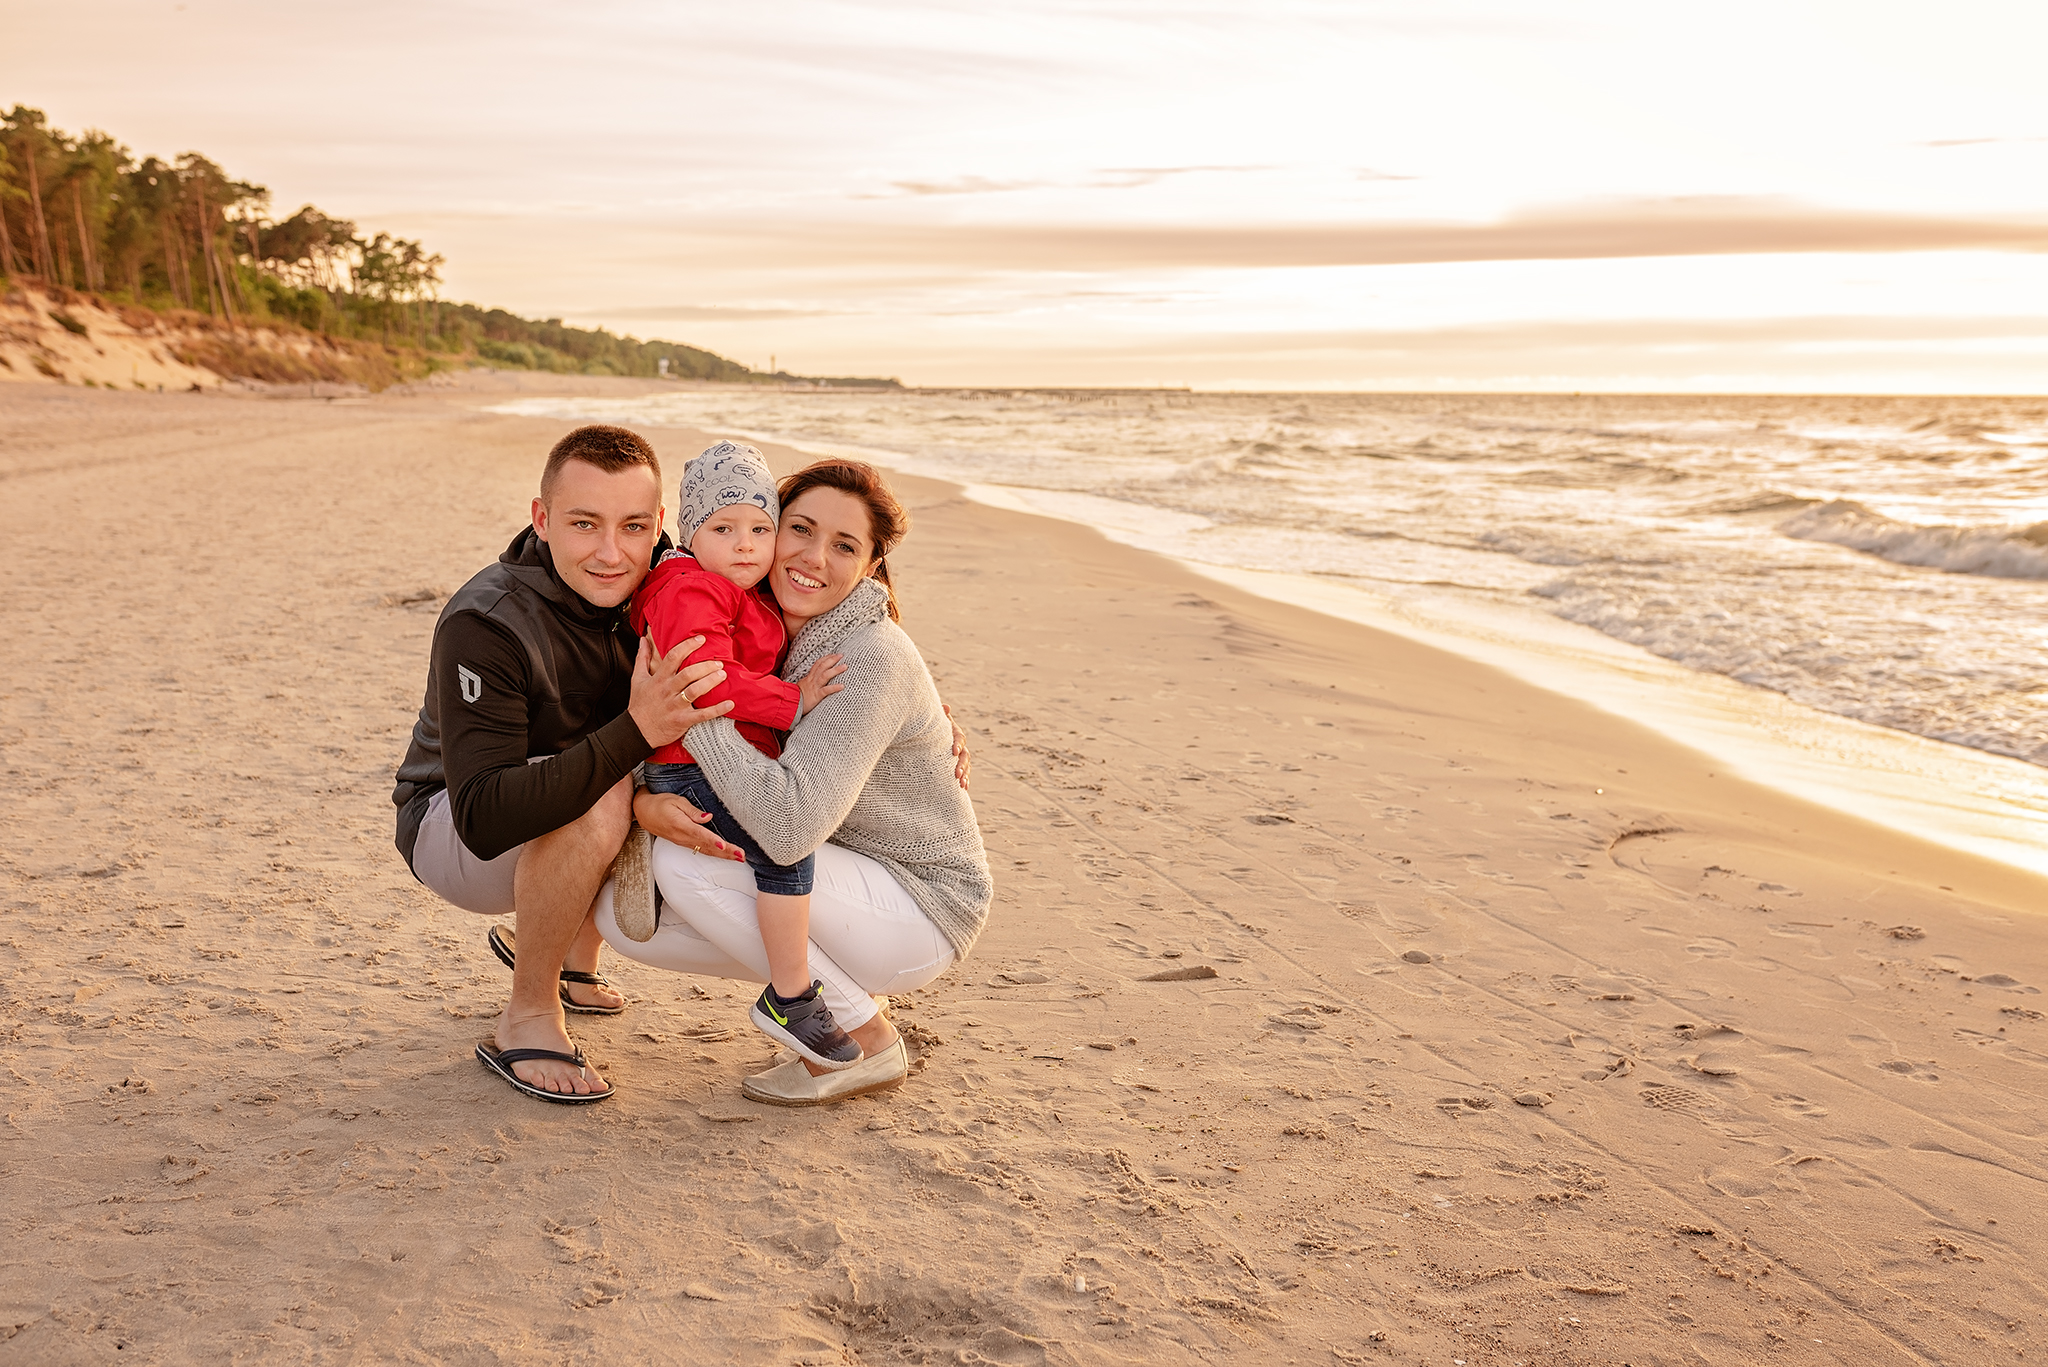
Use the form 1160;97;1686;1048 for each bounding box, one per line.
628;553;800;765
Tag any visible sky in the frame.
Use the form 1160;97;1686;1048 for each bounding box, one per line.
9;0;2048;390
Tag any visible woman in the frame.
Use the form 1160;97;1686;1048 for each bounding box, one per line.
597;459;992;1104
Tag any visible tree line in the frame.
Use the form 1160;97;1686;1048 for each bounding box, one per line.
0;105;791;383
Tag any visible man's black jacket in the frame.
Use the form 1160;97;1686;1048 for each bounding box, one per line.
393;526;666;864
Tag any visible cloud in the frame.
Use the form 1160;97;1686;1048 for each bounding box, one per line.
572;304;844;322
1120;314;2048;359
637;197;2048;272
900;314;2048;390
1919;136;2048;148
873;176;1048;198
1088;165;1274;188
859;165;1278;198
632;310;2048;392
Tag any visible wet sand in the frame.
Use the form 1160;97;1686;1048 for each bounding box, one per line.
3;378;2044;1364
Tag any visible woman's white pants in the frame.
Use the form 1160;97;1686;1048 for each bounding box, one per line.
594;839;956;1030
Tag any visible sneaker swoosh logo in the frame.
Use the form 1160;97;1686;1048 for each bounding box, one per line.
767;1000;789;1025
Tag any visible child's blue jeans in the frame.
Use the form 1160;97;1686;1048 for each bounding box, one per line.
640;761;815;896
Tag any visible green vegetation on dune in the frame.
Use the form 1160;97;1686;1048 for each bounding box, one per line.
0;105;897;388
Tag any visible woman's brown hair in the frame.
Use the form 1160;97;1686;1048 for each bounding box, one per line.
776;460;910;622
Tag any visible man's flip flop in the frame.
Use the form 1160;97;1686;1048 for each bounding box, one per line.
555;969;623;1015
475;1040;613;1104
486;925;626;1016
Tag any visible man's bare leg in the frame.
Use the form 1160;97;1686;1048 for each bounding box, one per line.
497;776;633;1095
561;905;626;1011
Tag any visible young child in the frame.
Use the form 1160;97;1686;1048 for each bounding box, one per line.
611;441;859;1069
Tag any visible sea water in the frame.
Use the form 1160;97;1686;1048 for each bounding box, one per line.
488;388;2048;870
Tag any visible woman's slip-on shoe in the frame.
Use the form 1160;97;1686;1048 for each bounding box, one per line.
741;1036;909;1107
610;823;659;943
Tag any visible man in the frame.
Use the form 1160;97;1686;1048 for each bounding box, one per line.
392;424;728;1103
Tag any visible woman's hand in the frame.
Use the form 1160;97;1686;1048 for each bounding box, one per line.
797;653;847;717
633;788;745;862
943;703;971;789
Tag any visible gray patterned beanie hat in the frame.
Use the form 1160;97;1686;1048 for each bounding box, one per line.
679;441;779;547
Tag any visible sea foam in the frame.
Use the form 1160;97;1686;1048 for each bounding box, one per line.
1779;500;2048;580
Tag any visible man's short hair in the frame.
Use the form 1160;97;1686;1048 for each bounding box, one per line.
540;425;662;501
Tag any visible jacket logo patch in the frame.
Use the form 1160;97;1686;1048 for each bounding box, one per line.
457;665;483;704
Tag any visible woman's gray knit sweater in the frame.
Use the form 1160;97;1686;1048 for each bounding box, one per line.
683;577;993;958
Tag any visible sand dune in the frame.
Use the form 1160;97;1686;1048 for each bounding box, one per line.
2;379;2043;1364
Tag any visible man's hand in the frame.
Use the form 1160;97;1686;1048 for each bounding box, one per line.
628;634;733;748
633;788;745;862
797;653;847;717
943;702;971;789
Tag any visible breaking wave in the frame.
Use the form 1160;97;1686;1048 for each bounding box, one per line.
1779;501;2048;580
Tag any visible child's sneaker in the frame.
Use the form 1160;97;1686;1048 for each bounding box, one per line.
750;983;863;1070
611;822;658;943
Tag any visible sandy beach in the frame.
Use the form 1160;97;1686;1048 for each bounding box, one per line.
4;377;2046;1365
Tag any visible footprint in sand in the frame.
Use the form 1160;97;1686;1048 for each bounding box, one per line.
1875;1059;1941;1083
1771;1093;1829;1119
1703;1168;1783;1200
1641;1084;1714;1116
1969;973;2040;995
1950;1027;2031;1056
1680;1052;1741;1079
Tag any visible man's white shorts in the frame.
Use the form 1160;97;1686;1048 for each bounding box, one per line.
410;788;521;917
